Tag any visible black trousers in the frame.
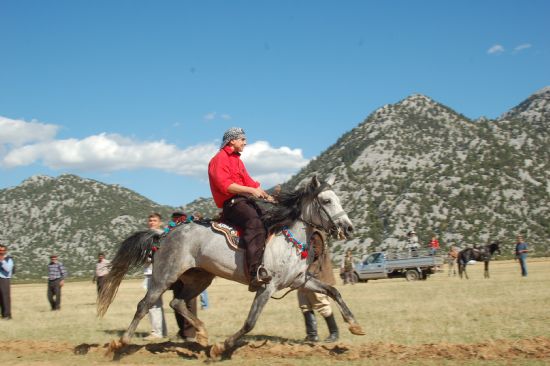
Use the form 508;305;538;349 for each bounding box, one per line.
223;196;266;276
0;278;11;318
96;276;106;294
171;280;198;338
47;278;62;310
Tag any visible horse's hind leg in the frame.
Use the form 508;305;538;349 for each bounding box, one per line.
484;261;489;278
302;277;365;336
170;270;215;347
210;285;275;359
118;283;169;346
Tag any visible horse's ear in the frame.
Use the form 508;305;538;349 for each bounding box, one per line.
326;174;336;186
310;175;321;189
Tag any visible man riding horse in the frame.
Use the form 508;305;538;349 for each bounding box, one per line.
208;127;274;291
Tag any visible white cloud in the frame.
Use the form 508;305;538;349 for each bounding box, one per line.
0;116;59;146
241;140;309;186
487;44;504;55
203;112;217;121
0;118;309;186
514;43;532;52
203;112;232;121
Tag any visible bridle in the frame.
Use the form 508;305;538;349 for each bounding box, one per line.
300;182;348;239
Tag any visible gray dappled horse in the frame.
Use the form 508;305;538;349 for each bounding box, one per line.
97;176;364;358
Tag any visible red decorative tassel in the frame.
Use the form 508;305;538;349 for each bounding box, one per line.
152;246;158;252
301;250;308;259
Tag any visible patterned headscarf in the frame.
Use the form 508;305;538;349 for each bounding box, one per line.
220;127;246;149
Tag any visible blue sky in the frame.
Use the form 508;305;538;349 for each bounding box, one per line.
1;0;549;206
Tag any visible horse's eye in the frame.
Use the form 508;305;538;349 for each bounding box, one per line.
323;199;332;205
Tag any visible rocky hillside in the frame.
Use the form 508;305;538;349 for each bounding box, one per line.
284;87;550;259
0;174;175;279
2;88;548;278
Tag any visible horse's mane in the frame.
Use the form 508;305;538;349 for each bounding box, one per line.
261;183;318;234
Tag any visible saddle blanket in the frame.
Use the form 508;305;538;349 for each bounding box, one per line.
211;222;242;250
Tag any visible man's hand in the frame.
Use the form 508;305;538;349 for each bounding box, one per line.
249;187;269;199
60;280;65;287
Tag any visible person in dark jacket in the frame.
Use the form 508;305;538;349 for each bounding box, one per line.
0;245;14;319
47;254;67;311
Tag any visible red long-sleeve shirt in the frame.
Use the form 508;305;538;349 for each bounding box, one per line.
208;146;260;208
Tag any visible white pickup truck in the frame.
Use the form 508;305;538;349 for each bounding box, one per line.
351;249;443;282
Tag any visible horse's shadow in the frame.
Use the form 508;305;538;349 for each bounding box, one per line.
78;334;302;361
74;340;209;361
217;334;303;360
102;329;148;337
112;341;209;361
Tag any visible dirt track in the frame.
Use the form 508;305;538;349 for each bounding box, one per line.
3;337;550;363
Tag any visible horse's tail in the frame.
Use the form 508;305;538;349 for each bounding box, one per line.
97;230;159;317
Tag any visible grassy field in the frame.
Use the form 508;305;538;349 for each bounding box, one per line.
2;258;549;365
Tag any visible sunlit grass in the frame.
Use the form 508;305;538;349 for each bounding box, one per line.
3;258;549;365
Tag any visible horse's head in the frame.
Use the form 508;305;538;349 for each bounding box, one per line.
301;175;354;239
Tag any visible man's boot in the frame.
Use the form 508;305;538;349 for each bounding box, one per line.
303;311;319;342
323;314;339;343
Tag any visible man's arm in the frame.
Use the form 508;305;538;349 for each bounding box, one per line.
227;183;269;199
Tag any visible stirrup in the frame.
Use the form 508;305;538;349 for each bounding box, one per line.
256;265;272;283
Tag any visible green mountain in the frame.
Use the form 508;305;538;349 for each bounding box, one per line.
284;87;550;258
2;87;548;278
0;174;175;279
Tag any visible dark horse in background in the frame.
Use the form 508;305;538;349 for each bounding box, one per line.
457;242;501;279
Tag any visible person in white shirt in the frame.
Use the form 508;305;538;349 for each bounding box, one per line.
144;213;167;340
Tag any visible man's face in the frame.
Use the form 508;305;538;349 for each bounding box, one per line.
0;247;6;259
148;216;161;229
51;257;58;263
229;137;247;153
98;255;105;261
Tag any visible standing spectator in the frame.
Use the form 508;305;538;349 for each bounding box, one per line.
93;252;110;295
429;235;440;255
144;213;168;340
168;211;199;341
200;290;209;310
447;246;458;277
171;280;198;341
298;231;339;343
0;245;14;320
341;250;355;285
515;235;529;277
47;255;67;311
406;230;420;256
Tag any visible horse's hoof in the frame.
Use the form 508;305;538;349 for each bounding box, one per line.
349;324;365;336
106;339;124;356
209;342;224;360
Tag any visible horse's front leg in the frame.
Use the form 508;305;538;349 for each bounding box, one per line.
484;261;490;279
302;276;365;336
210;285;275;359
